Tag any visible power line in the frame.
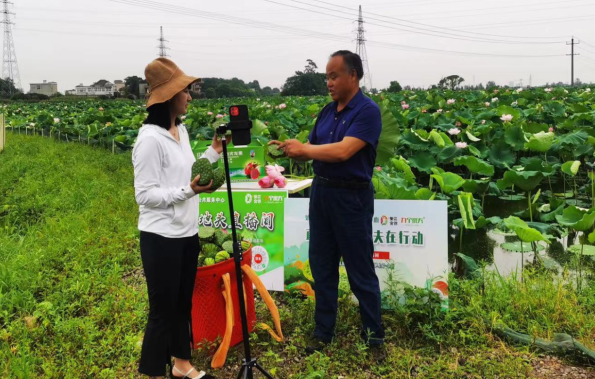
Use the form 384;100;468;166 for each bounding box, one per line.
455;14;595;31
106;0;567;59
157;26;169;57
265;0;566;45
301;0;571;40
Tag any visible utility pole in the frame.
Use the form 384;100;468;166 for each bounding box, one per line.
529;74;532;87
158;26;169;58
567;37;579;86
1;0;20;96
355;6;372;92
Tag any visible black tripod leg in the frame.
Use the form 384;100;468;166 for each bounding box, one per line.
254;362;275;379
236;365;246;379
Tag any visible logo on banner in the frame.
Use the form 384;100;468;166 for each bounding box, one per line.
245;194;253;204
380;216;389;225
252;246;270;272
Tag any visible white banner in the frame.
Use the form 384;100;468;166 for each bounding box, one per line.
284;199;449;306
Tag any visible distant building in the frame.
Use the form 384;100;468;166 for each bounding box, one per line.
65;89;76;96
29;80;57;96
191;80;202;95
114;80;125;92
139;82;149;97
76;80;116;96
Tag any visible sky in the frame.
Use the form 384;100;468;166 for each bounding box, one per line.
11;0;595;93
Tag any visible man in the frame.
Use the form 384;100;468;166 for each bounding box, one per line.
269;50;385;358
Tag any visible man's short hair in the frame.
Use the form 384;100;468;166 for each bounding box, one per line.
331;50;364;80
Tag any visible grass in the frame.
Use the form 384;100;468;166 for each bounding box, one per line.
0;133;594;378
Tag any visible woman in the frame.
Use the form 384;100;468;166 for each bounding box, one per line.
133;58;225;379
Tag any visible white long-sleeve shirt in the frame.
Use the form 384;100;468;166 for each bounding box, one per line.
132;123;220;238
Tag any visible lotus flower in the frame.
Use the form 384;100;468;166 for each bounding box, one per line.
106;122;112;126
216;114;224;119
207;111;213;116
485;102;490;107
267;105;271;108
274;176;287;188
545;88;553;93
500;114;513;122
258;176;274;188
257;98;261;101
517;88;523;93
279;103;287;109
375;166;382;172
422;109;427;113
30;123;35;127
511;101;518;106
455;142;468;149
455;121;462;127
64;106;68;109
491;97;499;103
494;90;499;94
586;88;591;93
99;107;104;111
401;101;406;105
549;127;554;132
481;120;486;124
266;164;284;179
448;128;461;136
401;103;410;110
447;99;456;105
54;118;60;123
437;109;443;113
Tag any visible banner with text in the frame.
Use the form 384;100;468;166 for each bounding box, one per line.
284;199;449;307
199;191;286;291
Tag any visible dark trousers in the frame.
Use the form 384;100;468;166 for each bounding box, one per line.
309;179;385;345
138;231;200;376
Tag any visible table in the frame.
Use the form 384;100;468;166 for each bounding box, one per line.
219;178;313;196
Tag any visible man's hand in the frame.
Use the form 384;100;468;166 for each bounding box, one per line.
269;139;310;160
191;175;215;194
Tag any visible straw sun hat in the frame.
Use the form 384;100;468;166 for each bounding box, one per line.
144;58;200;108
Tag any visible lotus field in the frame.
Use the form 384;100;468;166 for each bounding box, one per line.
3;87;595;377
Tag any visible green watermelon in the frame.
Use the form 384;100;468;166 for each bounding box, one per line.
201;243;219;258
222;241;234;255
215;229;232;246
211;167;226;190
191;158;214;185
241;240;251;252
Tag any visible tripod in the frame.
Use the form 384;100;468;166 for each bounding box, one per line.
216;124;275;379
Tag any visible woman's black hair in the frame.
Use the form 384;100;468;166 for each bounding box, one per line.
143;101;181;130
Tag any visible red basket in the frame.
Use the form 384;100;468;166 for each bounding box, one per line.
191;249;256;350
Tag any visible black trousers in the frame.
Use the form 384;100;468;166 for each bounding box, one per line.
309;179;385;345
138;231;200;377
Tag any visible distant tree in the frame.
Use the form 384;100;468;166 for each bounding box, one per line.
486;81;497;89
438;75;465;90
281;60;327;96
247;80;261;91
370;88;379;95
272;88;281;94
215;83;232;98
205;88;217;99
0;78;19;98
124;76;143;98
386;81;402;93
575;78;583;86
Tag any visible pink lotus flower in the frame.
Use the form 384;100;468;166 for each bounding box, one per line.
455;121;462;127
485;102;490;107
258;177;274;188
447;99;456;105
455;142;468;149
500;114;513;122
266;164;284;179
402;103;410;110
481;120;486;124
106;122;112;126
216;114;224;119
207;111;213;116
54;118;60;123
422;109;427;113
437;109;443;113
401;101;406;105
99;107;104;111
375;166;382;172
549;127;554;132
279;103;287;109
448;128;461;136
274;176;287;188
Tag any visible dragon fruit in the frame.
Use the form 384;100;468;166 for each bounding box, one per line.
265;164;285;179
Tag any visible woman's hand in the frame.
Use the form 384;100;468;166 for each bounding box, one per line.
211;133;232;154
190;175;214;194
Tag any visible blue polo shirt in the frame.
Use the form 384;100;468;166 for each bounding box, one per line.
308;90;382;182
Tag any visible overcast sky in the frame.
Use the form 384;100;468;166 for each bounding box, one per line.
13;0;595;93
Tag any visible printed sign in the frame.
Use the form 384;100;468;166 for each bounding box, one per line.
192;141;265;182
199;191;286;290
284;199;449;308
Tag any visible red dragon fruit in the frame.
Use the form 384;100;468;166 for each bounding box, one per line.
258;176;274;188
